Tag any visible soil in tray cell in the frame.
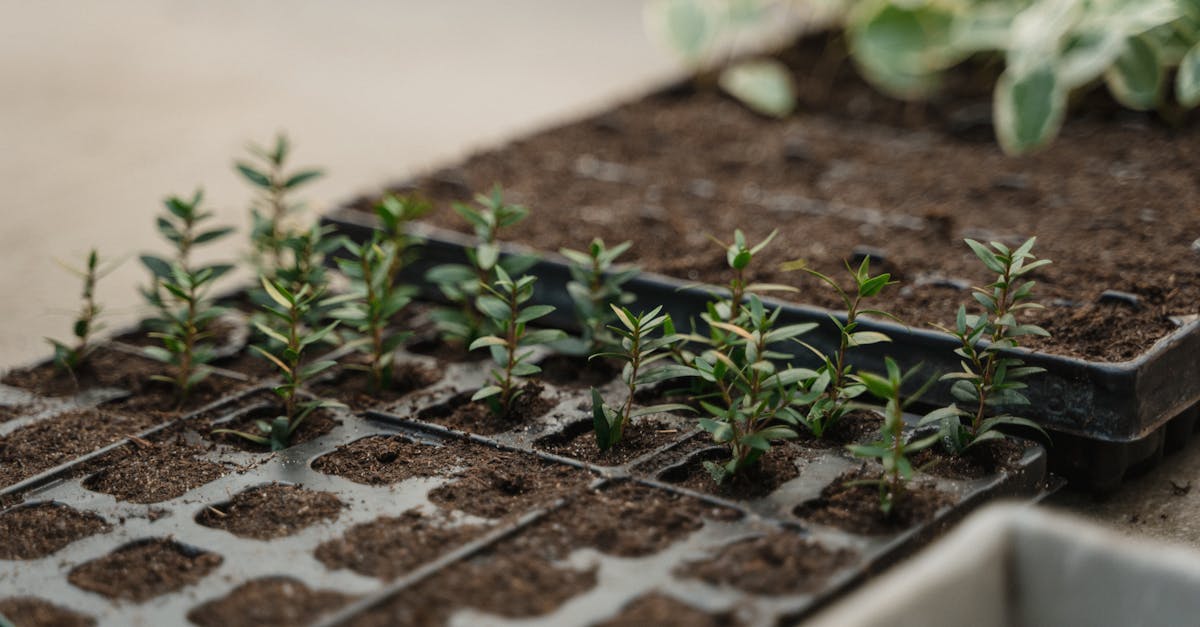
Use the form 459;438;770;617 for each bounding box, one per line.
910;437;1028;481
206;406;340;452
314;509;492;580
535;416;688;466
535;354;621;389
82;439;226;503
0;502;110;559
195;483;343;540
678;531;856;596
0;597;95;627
186;577;354;627
427;443;591;520
309;359;443;411
594;593;742;627
794;410;885;448
68;538;222;602
415;382;556;435
794;466;956;535
311;434;454;485
0;408;160;488
657;442;811;500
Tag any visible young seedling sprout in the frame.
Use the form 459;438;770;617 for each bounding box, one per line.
214;277;340;450
46;249;117;375
589;305;696;451
139;191;234;404
328;238;412;392
926;238;1051;453
374;192;431;285
848;358;942;516
236;133;324;272
426;186;536;345
797;256;898;438
468;268;564;417
560;238;638;355
695;296;816;483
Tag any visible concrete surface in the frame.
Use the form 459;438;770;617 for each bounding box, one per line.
3;1;1200;552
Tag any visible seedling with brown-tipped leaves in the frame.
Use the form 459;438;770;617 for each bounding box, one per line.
468;268;565;417
47;249;117;375
236;133;324;273
213;277;340;450
589;305;696;451
426;186;536;345
796;256;898;438
847;358;942;516
559;238;637;355
925;238;1051;455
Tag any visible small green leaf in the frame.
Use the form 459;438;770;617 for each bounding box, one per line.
993;65;1066;155
1177;42;1200;107
718;59;797;118
471;386;503;402
236;163;272;188
1105;34;1162;111
284;169;324;189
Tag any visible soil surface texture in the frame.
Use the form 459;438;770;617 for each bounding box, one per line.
195;483;343;540
312;360;443;411
681;531;856;595
594;594;742;627
82;440;226;503
68;538;222;602
535;417;687;466
0;408;159;487
427;442;590;519
0;502;110;560
208;406;340;452
311;434;453;485
0;597;95;627
367;34;1200;362
659;443;808;500
416;382;555;435
186;577;354;627
314;509;491;580
795;466;956;535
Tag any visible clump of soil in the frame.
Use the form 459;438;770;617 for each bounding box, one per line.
0;597;95;627
795;410;884;448
594;594;742;627
535;417;687;466
314;509;491;580
347;532;597;627
658;444;806;500
911;436;1027;481
0;502;110;559
82;440;226;503
794;466;956;535
417;382;555;435
311;434;451;485
0;408;159;488
68;538;222;602
680;531;856;595
207;406;340;452
310;360;443;411
186;577;354;627
536;354;620;388
427;445;588;519
195;483;343;540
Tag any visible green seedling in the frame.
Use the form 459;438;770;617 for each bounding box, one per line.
327;237;413;392
46;249;117;374
796;256;898;438
139;191;234;404
589;305;697;451
426;186;536;344
926;238;1051;454
847;358;942;516
559;238;638;355
214;277;340;450
695;296;817;483
236;133;324;272
468;269;565;417
374;192;431;285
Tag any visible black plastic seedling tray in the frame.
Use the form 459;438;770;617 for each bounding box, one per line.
322;209;1200;491
0;320;1048;626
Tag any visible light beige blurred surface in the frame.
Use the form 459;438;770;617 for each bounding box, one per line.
0;0;678;366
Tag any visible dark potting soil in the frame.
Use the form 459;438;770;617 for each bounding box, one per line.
195;483;343;540
207;406;340;452
0;597;95;627
81;440;226;503
794;466;955;535
535;417;687;466
186;577;354;627
659;443;807;500
911;436;1027;481
68;538;222;602
311;434;453;485
314;509;491;580
795;410;884;448
405;334;487;363
536;353;621;388
0;408;160;488
680;531;856;596
427;443;590;519
0;403;39;424
0;502;110;560
594;593;742;627
416;382;556;435
374;35;1200;363
310;360;443;411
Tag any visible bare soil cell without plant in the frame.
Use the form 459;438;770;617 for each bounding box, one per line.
82;439;227;503
0;502;110;560
187;577;354;627
0;597;94;627
67;538;222;602
315;509;491;580
195;483;343;540
372;35;1199;363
